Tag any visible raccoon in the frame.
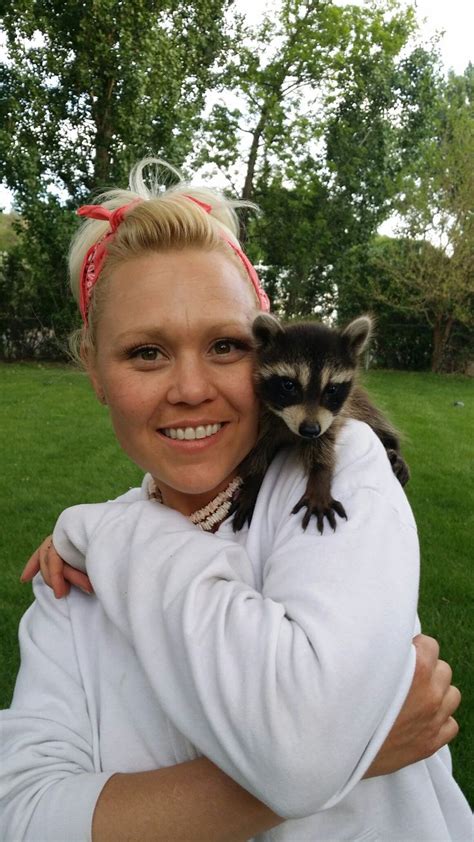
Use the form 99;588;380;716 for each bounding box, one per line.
232;313;410;534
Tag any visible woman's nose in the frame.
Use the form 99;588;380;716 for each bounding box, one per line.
166;357;218;405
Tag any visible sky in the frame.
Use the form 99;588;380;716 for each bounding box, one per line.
1;0;472;212
237;0;473;73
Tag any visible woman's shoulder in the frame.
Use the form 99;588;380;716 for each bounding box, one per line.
109;476;150;503
333;418;393;484
256;418;415;532
265;418;392;490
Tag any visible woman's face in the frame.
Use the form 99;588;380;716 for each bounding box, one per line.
88;248;260;515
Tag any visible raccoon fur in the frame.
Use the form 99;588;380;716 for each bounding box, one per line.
232;313;410;534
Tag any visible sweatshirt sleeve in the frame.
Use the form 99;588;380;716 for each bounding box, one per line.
0;579;113;841
51;423;420;818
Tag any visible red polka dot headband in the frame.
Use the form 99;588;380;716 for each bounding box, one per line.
76;195;269;326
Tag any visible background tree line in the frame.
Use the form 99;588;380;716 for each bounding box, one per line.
0;0;472;371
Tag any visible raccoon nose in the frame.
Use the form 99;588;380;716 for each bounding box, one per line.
299;421;321;439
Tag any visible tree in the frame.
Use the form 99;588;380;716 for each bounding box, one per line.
361;67;474;372
248;159;337;317
337;237;438;370
196;0;441;313
1;0;231;200
0;0;230;357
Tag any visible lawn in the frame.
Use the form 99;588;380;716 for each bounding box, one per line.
1;362;473;805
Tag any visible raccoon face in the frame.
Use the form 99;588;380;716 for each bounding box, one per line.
259;370;353;438
252;313;368;439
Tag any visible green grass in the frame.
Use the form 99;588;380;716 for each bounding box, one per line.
1;362;473;805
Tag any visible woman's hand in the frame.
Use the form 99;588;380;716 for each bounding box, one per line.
365;634;461;777
21;536;94;598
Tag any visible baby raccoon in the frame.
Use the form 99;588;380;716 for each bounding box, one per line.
232;313;409;533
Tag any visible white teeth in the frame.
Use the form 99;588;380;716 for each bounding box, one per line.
162;423;222;441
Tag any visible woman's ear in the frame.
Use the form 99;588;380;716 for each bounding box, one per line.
81;346;107;405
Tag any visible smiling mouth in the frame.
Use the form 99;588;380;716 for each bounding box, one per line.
160;423;223;441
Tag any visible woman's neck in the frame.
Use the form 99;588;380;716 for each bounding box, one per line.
155;473;240;518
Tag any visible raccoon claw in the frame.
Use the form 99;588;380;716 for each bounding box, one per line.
292;497;347;534
386;449;410;487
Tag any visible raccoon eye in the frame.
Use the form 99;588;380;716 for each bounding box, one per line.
281;378;297;393
325;383;340;395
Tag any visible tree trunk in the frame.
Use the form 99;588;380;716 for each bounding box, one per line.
92;77;116;188
431;316;453;372
239;107;268;243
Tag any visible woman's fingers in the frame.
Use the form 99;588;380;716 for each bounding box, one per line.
439;684;462;727
366;634;462;778
39;539;69;598
20;550;42;582
21;536;93;598
20;535;54;583
439;716;460;746
63;564;94;594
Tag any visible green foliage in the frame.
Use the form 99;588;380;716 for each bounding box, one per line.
197;0;442;313
248;160;336;316
0;0;231;357
1;363;472;805
337;235;473;372
1;1;470;370
0;200;78;358
335;64;474;374
1;0;231;196
387;66;474;370
0;212;18;252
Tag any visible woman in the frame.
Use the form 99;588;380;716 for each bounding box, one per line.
2;159;470;841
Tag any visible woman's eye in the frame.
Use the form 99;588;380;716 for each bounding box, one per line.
211;338;248;357
214;340;234;355
130;346;162;362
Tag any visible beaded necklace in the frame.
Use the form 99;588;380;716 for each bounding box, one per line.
148;476;242;532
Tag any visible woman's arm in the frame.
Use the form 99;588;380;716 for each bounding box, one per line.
45;425;440;817
92;762;281;842
1;576;283;842
90;632;460;842
2;573;456;842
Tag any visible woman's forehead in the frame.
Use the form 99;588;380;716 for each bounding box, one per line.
98;249;259;338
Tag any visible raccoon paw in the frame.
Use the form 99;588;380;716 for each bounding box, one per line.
386;449;410;487
292;496;347;534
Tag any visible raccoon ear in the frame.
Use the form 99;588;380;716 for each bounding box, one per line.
252;313;283;348
342;315;373;356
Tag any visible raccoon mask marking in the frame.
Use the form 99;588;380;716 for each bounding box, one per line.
231;313;410;534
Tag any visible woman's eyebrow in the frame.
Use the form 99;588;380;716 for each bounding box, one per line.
115;321;252;343
115;328;167;343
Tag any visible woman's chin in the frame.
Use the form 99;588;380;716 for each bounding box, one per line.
155;470;239;516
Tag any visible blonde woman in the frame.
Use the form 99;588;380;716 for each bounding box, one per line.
3;160;470;841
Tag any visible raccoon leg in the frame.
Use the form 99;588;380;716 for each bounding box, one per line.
292;465;347;533
292;436;347;533
350;386;410;486
386;449;410;487
231;426;282;532
230;468;267;532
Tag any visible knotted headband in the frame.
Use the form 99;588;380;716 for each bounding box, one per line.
76;200;142;325
76;195;269;325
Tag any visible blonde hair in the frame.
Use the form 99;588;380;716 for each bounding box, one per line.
69;158;257;363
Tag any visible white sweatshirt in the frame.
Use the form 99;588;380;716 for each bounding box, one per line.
1;421;471;841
